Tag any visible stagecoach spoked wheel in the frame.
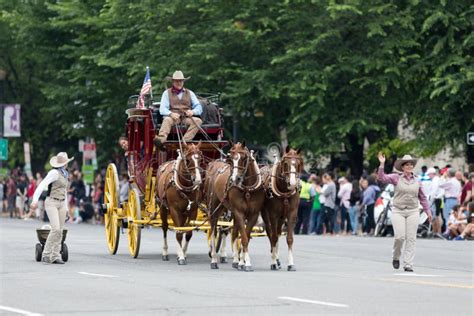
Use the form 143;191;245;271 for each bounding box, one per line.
127;188;141;258
104;163;121;254
207;228;223;258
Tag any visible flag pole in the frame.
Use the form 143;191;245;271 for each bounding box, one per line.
147;66;153;102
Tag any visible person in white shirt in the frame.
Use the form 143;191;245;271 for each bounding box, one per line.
427;168;443;233
337;177;353;234
30;152;73;264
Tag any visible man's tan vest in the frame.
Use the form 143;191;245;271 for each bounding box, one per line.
48;170;68;201
168;88;191;113
392;176;420;210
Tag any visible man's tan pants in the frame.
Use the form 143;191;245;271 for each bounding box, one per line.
392;207;419;268
43;198;67;262
157;116;202;142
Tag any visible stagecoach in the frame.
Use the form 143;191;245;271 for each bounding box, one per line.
103;93;232;258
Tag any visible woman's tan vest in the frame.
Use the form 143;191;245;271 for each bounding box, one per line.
392;175;420;210
168;88;191;113
47;170;68;201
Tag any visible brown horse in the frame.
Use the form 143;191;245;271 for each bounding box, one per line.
204;141;265;271
156;142;204;265
261;147;303;271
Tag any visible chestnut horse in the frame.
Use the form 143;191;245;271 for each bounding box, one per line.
156;142;204;265
261;147;303;271
204;141;265;271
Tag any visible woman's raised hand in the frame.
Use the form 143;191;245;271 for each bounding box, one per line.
378;152;386;165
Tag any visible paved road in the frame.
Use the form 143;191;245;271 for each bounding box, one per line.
0;217;473;315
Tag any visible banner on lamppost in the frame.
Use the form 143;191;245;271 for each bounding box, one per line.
24;142;32;178
3;104;21;137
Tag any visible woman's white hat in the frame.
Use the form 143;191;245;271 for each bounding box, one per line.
394;154;418;172
50;152;74;168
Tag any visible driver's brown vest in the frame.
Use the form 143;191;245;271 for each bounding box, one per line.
168;88;191;113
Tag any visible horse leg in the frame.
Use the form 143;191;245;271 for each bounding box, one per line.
182;206;197;259
241;210;260;272
261;207;272;251
219;229;228;263
269;215;280;270
287;211;297;271
182;230;192;258
170;206;186;265
210;215;220;269
161;206;170;261
276;217;284;269
231;222;240;269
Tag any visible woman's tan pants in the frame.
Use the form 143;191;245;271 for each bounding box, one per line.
43;198;67;262
392;207;419;269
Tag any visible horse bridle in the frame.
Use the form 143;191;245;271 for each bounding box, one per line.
226;147;262;191
270;153;303;197
173;148;203;193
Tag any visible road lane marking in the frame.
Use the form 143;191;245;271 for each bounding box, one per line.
78;272;118;278
0;305;43;316
278;296;348;308
377;278;473;289
393;273;441;277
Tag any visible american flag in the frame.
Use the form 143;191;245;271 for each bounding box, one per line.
136;66;152;108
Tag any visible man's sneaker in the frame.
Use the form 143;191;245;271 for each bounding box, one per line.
51;259;65;264
153;137;166;152
392;260;400;269
454;235;464;241
404;267;414;272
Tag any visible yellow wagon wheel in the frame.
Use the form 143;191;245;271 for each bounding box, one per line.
104;163;120;255
127;188;141;258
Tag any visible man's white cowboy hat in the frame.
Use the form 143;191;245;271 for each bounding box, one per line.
50;152;74;168
394;154;418;172
166;70;190;81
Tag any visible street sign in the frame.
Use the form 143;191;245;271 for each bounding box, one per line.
82;165;95;184
468;132;474;145
83;142;96;159
0;138;7;160
2;104;21;137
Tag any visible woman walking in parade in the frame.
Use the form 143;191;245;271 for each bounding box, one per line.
377;152;432;272
30;152;74;264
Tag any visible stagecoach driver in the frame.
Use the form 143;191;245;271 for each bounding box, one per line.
30;152;74;264
153;70;202;150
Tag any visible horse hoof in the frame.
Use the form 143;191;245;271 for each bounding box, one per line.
232;262;239;269
162;255;169;261
270;264;278;270
178;259;187;265
238;264;245;271
244;265;253;272
276;259;281;268
210;263;219;269
287;265;296;271
220;257;228;263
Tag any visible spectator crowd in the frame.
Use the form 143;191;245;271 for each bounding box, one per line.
294;164;474;241
1;161;473;241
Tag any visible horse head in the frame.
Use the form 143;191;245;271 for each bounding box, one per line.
227;141;250;184
279;146;304;190
182;141;204;186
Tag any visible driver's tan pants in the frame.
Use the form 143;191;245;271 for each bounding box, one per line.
392;207;419;268
157;116;202;142
43;198;67;262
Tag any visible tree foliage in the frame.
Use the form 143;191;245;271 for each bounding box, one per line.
0;0;472;174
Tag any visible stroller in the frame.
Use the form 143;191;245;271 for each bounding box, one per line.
35;226;69;262
417;210;446;239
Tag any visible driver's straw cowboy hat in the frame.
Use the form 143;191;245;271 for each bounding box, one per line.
166;70;190;81
50;152;74;168
394;154;418;172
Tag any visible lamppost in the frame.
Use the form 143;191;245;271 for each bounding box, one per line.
0;69;6;172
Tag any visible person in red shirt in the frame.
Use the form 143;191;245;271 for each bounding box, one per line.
460;173;473;205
